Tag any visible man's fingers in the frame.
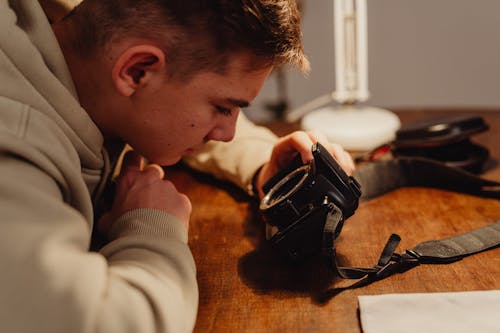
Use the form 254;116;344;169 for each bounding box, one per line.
306;131;356;175
306;130;329;148
143;164;165;179
121;150;145;172
121;151;165;178
284;131;314;163
330;143;355;175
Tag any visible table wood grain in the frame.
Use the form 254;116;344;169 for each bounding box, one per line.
168;110;500;333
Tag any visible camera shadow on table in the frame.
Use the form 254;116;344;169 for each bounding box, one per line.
237;201;355;304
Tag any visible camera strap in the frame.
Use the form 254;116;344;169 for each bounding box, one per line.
354;157;500;200
320;157;500;301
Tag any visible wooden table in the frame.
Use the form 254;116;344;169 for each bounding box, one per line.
168;110;500;333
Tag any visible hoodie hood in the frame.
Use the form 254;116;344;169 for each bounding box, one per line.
0;0;103;170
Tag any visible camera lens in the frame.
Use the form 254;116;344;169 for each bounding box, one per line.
260;164;311;211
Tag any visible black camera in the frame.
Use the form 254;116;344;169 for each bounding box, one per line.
259;143;361;260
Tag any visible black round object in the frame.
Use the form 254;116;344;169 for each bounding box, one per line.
392;115;489;173
394;115;488;148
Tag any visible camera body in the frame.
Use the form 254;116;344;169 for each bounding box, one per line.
259;143;361;260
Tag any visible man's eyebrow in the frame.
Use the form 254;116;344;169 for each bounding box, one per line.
226;98;250;108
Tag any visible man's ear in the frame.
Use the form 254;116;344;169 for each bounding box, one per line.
112;45;166;97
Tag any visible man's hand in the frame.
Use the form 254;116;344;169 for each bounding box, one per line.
99;150;191;235
254;131;355;199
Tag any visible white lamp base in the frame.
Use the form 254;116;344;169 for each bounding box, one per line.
301;106;401;151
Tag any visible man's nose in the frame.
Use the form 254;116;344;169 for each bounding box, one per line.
208;109;240;142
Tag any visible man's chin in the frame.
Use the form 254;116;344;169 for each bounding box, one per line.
154;155;183;167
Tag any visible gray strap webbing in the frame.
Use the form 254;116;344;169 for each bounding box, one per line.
413;220;500;262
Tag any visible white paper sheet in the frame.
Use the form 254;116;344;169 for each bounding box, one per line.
358;290;500;333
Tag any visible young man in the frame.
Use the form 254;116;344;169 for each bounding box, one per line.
0;1;354;332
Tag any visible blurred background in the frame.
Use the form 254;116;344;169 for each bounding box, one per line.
245;0;500;123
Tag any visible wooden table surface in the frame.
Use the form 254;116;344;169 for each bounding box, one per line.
168;110;500;333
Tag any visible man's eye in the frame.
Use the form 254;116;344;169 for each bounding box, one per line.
215;105;233;116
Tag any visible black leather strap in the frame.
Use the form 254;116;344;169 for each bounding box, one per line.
322;205;415;284
354;157;500;200
320;214;500;302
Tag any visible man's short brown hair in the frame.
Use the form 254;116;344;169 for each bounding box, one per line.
66;0;309;79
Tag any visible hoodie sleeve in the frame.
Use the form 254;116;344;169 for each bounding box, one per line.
0;151;198;333
183;112;278;195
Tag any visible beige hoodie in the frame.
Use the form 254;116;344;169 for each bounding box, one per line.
0;1;199;332
0;1;277;332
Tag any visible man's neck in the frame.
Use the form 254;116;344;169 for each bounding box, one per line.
39;0;74;23
51;19;85;98
51;20;117;142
